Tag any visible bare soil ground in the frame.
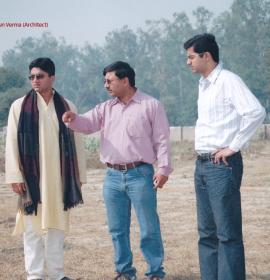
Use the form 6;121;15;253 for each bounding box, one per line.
0;141;269;280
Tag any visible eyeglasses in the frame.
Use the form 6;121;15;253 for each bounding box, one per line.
28;74;45;81
103;78;120;85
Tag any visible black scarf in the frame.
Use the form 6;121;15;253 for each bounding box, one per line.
17;89;83;215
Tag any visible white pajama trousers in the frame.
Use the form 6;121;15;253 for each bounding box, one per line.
23;217;65;280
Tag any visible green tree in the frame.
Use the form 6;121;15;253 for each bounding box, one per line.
135;13;198;125
0;67;26;126
2;32;81;107
213;0;270;117
0;67;26;92
103;26;139;66
0;86;27;127
1;0;269;125
193;6;214;33
77;45;106;112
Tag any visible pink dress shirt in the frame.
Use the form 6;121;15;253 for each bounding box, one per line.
69;90;173;176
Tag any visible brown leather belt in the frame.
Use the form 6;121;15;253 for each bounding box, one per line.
106;161;144;171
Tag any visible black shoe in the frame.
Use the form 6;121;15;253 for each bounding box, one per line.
61;277;72;280
114;272;137;280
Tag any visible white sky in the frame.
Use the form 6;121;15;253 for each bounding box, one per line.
0;0;234;64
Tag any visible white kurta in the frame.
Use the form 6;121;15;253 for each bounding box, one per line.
5;92;87;235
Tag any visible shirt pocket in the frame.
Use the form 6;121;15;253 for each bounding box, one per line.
126;117;149;138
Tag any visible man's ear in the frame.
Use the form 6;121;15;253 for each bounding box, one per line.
123;76;129;86
204;52;212;61
51;75;56;83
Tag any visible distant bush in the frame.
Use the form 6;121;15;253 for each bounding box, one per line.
84;136;100;153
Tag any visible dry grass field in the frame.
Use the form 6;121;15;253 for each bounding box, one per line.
0;141;269;280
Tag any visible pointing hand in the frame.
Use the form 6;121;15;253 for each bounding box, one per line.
62;111;76;124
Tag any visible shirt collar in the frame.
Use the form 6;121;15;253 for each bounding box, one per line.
131;89;142;104
199;63;223;86
109;88;141;106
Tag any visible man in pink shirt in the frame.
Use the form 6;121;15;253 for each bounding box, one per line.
62;61;172;280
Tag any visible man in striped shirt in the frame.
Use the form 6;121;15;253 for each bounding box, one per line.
183;33;265;280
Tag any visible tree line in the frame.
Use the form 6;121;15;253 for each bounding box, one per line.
0;0;269;127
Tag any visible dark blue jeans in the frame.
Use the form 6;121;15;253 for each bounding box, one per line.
103;163;165;278
194;152;245;280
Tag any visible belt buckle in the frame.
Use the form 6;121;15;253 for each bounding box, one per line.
120;164;128;171
198;153;213;161
203;153;212;161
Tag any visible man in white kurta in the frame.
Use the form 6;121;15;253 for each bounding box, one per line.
5;57;86;280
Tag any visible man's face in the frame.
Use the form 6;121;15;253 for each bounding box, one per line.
103;71;126;98
29;67;55;93
186;46;206;75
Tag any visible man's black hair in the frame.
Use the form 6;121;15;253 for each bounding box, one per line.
183;33;219;63
29;57;55;76
103;61;135;87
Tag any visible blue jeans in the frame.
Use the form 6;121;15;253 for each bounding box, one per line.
103;163;165;278
194;152;245;280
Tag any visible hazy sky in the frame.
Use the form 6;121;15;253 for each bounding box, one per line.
0;0;234;64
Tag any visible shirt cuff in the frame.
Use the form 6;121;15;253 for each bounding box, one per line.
5;172;24;184
68;116;79;131
158;166;173;177
229;142;241;153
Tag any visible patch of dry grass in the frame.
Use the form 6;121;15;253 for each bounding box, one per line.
0;141;269;279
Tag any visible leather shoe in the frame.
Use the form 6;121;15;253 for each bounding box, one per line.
114;272;137;280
